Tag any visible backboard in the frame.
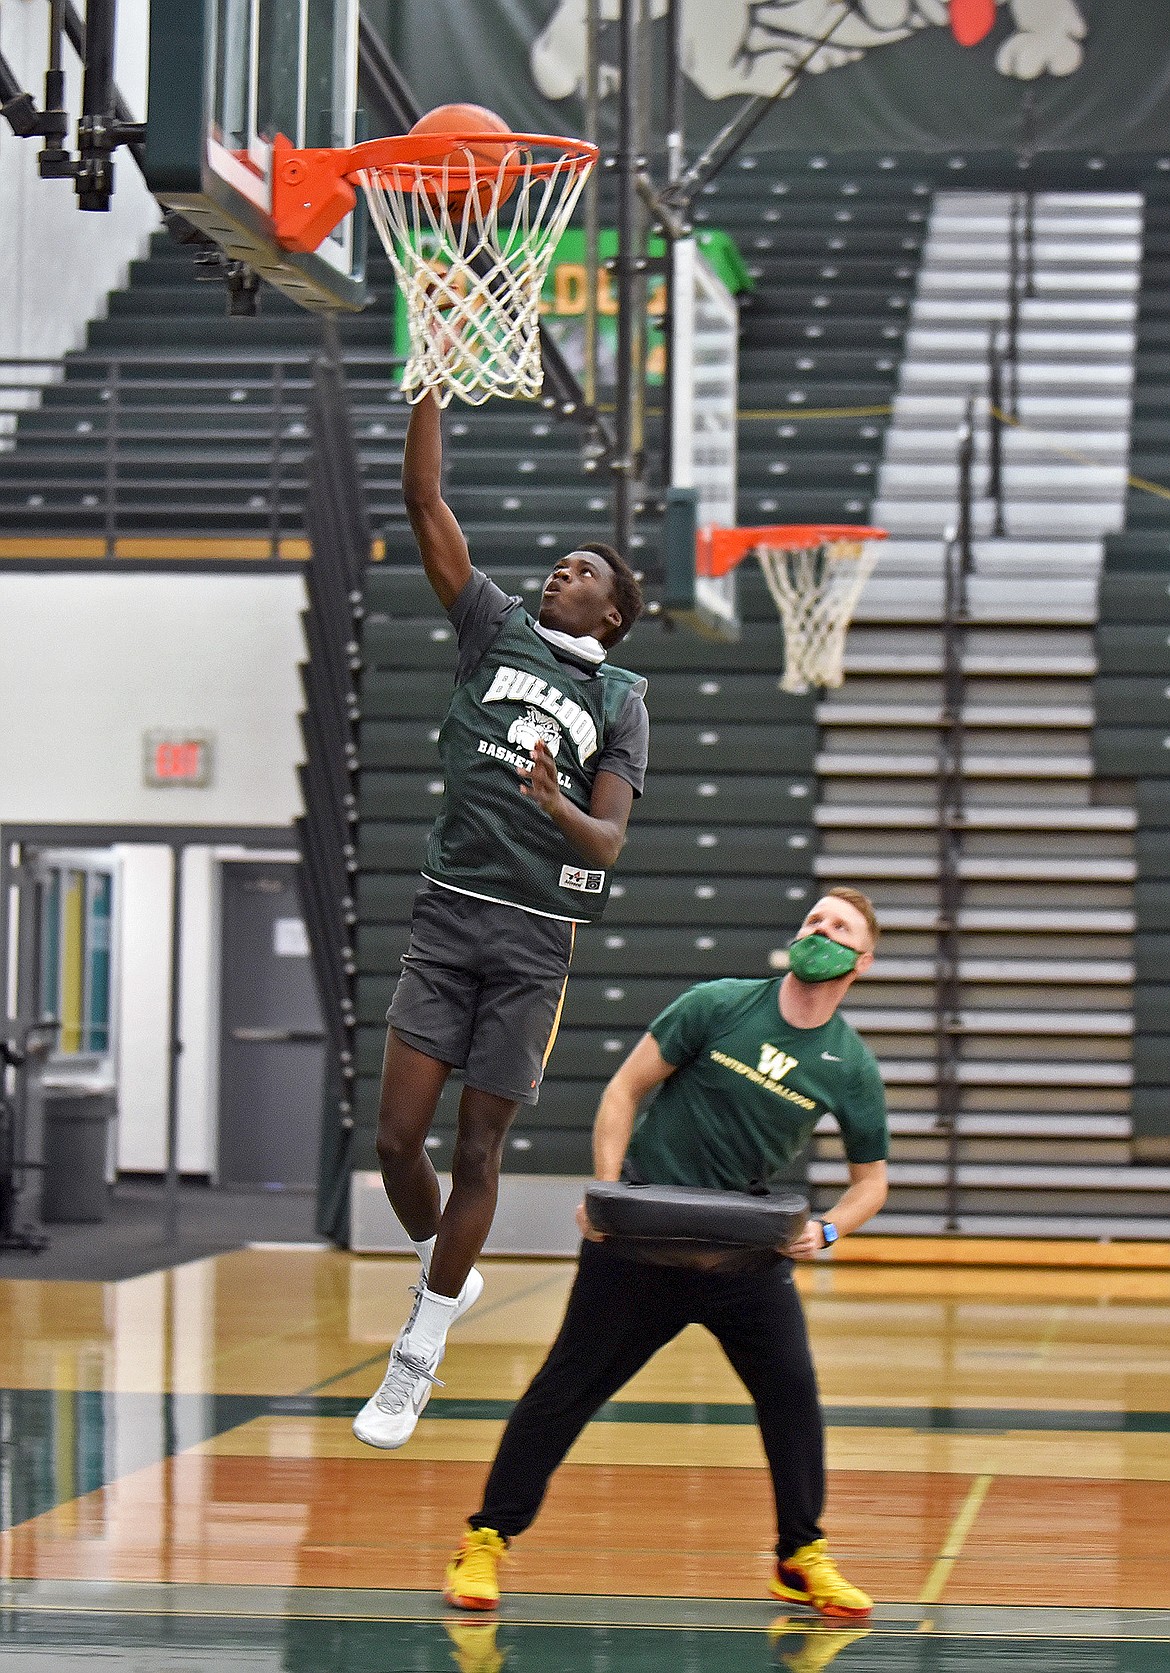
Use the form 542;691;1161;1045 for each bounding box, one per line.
143;0;367;312
662;237;741;640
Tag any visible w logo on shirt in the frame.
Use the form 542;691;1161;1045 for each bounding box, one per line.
758;1044;798;1082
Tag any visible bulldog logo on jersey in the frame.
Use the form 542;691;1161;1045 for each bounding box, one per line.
508;706;563;757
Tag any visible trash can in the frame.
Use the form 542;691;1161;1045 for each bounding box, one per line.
41;1084;116;1223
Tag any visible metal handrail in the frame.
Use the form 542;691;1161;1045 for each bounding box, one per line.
934;400;977;1232
297;344;371;1237
985;183;1036;543
987;327;1007;539
0;350;407;559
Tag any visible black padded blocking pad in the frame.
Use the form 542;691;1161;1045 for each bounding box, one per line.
585;1182;808;1248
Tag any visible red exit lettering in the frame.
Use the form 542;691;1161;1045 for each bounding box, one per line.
154;741;203;780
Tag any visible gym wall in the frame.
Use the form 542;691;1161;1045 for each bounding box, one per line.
0;572;306;1175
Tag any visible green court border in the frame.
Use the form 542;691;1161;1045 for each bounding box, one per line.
2;1579;1170;1640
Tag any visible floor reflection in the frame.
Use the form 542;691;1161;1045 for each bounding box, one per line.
0;1612;1166;1672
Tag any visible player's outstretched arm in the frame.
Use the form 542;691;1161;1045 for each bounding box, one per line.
576;1033;676;1240
401;390;472;609
593;1032;675;1179
785;1159;888;1260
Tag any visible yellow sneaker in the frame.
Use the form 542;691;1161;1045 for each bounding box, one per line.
768;1617;874;1672
769;1540;873;1619
444;1526;508;1611
444;1619;507;1673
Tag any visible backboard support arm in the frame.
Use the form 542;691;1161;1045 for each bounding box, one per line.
1;0;145;207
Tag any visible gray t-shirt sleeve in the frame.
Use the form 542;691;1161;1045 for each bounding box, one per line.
597;688;650;796
449;569;522;684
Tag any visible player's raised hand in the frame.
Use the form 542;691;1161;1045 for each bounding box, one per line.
518;738;561;813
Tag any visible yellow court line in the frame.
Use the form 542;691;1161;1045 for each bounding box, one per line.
917;1472;995;1612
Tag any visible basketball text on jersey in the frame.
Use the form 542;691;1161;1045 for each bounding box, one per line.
476;737;573;790
559;865;606;893
482;665;600;763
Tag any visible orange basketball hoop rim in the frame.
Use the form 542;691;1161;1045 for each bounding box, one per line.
271;130;599;253
697;523;888;579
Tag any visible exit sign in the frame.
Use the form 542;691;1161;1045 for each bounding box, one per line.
144;731;214;788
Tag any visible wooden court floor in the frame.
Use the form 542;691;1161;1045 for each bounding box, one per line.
1;1244;1169;1671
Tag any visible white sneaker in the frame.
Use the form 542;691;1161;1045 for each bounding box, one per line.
352;1341;445;1449
353;1267;485;1450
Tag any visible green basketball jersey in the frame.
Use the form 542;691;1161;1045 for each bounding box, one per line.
626;977;888;1191
424;603;645;922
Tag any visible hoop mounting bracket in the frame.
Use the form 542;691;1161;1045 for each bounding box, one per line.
271;133;358;253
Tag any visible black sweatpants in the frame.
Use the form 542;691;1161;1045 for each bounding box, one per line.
469;1238;825;1561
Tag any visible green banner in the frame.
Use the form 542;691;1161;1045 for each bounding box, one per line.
393;227;749;387
397;0;1170;156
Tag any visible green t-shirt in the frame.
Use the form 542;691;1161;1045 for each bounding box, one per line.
625;977;888;1192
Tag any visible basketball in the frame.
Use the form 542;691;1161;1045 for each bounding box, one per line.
408;102;516;214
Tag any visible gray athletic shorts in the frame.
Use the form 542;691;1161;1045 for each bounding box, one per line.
387;880;576;1105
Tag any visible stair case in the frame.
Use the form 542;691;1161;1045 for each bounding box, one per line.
814;189;1170;1235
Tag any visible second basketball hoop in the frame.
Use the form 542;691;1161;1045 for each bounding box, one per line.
697;524;887;694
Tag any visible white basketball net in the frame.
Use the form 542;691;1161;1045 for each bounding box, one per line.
755;539;878;694
359;143;594;406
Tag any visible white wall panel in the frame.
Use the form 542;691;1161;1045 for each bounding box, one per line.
0;573;307;828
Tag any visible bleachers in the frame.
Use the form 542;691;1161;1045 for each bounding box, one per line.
701;156;930;529
1093;183;1170;1166
0;235;404;540
814;186;1170;1234
0;153;931;546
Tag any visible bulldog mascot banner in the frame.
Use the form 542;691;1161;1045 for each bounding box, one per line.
394;0;1170;152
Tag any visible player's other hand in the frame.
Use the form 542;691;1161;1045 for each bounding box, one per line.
783;1219;826;1261
518;739;561;812
575;1201;605;1242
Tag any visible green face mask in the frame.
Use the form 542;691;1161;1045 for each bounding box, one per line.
787;932;861;983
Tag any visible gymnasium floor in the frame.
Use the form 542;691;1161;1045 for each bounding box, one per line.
1;1244;1169;1671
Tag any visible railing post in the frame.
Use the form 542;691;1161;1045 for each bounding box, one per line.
104;357;119;559
1018;90;1037;302
1022;188;1036;301
934;575;962;1235
987;327;1006;540
1005;196;1022;420
269;360;284;560
935;402;976;1232
612;0;647;559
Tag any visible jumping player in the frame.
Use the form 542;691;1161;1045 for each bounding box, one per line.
443;887;889;1615
354;391;648;1449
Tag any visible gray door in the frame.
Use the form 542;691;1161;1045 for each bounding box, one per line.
217;862;325;1188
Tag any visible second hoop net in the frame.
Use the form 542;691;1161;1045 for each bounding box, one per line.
356;132;597;406
698;524;886;694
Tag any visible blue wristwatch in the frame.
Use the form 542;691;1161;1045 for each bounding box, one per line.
816;1219;839;1248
